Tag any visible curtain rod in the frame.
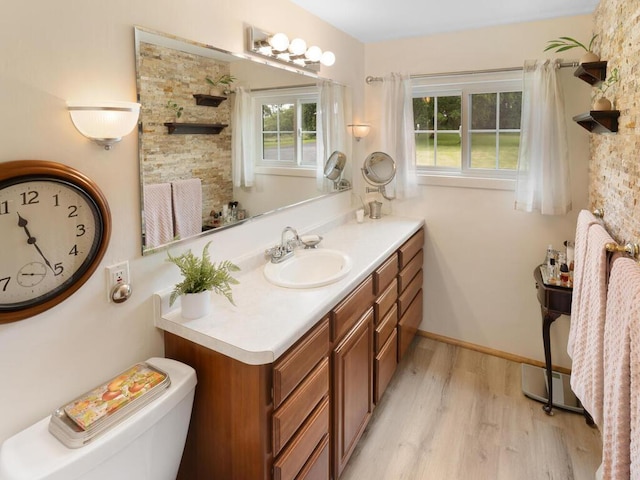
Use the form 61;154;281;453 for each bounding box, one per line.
250;83;317;92
365;61;579;84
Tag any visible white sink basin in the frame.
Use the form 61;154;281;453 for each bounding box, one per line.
264;249;353;289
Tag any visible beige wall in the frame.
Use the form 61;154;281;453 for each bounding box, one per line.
0;0;364;442
364;15;595;369
590;0;640;241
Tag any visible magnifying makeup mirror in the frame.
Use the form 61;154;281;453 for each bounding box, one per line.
362;151;396;200
324;151;351;190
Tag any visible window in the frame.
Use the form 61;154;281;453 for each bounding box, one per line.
254;88;318;170
412;72;522;179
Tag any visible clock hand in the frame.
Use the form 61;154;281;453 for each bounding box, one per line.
17;213;54;272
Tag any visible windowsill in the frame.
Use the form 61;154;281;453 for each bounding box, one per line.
417;173;515;191
254;166;316;178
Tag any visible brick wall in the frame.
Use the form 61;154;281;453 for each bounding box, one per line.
590;0;640;242
138;42;233;223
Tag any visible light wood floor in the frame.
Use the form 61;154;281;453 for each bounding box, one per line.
340;337;602;480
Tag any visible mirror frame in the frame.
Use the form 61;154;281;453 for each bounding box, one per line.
134;27;351;255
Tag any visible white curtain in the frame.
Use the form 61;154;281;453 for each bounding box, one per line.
317;81;351;191
231;86;255;187
381;73;418;200
514;59;571;215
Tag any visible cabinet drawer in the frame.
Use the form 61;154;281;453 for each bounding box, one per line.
398;289;423;361
295;433;329;480
375;304;397;353
398;249;423;293
398;269;423;318
373;253;398;295
273;358;329;456
274;397;330;480
398;228;424;269
331;276;374;342
274;317;330;408
375;329;398;404
374;278;397;323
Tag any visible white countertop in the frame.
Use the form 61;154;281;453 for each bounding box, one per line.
154;215;424;365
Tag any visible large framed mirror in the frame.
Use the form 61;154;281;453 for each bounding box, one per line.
134;27;351;255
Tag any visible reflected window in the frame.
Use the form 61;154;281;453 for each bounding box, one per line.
255;88;318;168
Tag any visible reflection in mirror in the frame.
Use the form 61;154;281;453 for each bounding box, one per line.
324;151;350;190
362;152;396;200
134;27;351;255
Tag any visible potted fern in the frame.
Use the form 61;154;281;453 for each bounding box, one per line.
167;241;240;319
544;34;599;64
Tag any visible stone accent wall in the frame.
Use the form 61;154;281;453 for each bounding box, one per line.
138;42;233;223
590;0;640;242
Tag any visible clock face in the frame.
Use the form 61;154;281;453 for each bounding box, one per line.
0;161;111;323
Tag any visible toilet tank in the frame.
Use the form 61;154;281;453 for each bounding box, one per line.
0;357;196;480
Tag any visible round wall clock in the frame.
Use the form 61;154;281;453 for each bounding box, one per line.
0;160;111;323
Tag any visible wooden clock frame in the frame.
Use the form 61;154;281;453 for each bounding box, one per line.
0;160;111;323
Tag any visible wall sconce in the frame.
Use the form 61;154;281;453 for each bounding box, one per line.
348;124;371;142
67;101;141;150
247;26;335;73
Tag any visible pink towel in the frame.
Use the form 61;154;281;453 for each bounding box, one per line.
602;257;640;480
568;223;614;426
568;209;602;357
143;183;174;249
630;301;640;479
171;178;202;240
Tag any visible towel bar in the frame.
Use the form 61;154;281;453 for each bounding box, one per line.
605;242;639;258
592;207;604;218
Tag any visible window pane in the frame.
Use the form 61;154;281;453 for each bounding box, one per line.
499;92;522;129
498;132;520;170
413;97;434;130
263;133;278;160
262;105;278;131
301;103;317;131
471;93;497;129
301;133;317;165
279;132;295;161
415;132;434;166
437;96;461;130
470;132;496;169
436;133;461;168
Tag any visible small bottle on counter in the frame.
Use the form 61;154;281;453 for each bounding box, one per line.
559;253;570;286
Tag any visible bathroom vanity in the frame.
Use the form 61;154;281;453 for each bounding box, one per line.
155;216;424;479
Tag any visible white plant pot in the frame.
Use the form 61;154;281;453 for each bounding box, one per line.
579;51;600;64
594;97;612;111
181;291;212;319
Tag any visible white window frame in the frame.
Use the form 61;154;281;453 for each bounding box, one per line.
252;87;318;177
412;71;523;189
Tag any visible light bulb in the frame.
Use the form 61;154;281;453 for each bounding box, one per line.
320;51;335;66
305;46;322;62
289;38;307;56
268;33;289;52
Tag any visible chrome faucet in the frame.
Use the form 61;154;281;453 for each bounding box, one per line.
265;226;301;263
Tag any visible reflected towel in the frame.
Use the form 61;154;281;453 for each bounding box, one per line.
171;178;202;240
143;183;174;249
630;294;640;479
568;209;601;357
602;257;640;480
568;223;614;426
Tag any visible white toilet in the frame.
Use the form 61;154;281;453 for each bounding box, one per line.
0;357;196;480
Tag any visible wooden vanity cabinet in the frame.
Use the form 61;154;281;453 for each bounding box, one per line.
331;277;375;478
397;229;424;362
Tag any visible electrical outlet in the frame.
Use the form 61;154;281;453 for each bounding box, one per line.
106;261;130;302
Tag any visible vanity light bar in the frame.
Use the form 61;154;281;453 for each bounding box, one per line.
246;26;335;73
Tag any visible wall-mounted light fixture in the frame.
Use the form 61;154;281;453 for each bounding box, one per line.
67;101;141;150
348;123;371;142
247;26;335;73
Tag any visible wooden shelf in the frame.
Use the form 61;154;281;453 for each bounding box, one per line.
573;61;608;86
573;110;619;134
164;122;228;135
193;94;227;107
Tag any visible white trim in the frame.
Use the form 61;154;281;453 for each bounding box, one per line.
254;166;316;177
417;173;515;191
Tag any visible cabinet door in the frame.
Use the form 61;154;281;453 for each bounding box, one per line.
332;308;374;478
